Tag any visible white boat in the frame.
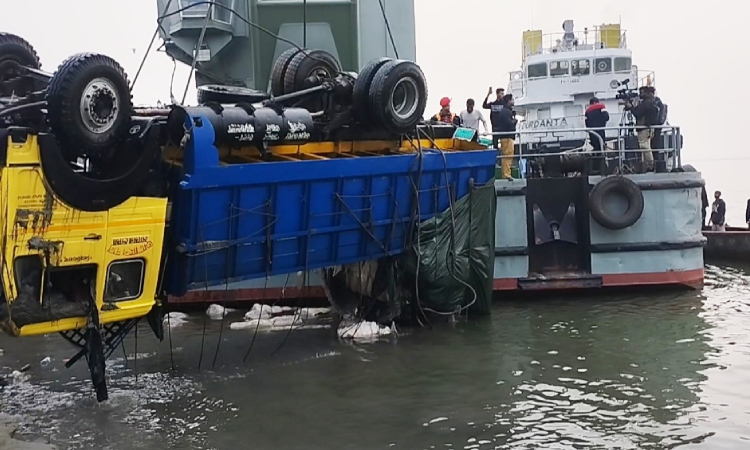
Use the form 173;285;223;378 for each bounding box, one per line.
490;20;704;291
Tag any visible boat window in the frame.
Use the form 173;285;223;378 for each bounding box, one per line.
571;59;590;76
614;57;632;72
105;259;145;302
537;108;551;120
527;63;547;78
212;0;236;23
178;0;236;23
178;0;210;17
595;58;612;73
549;61;569;77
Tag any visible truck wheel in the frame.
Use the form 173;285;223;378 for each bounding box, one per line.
0;33;41;97
197;84;270;104
352;57;392;124
282;49;341;94
368;60;428;133
270;48;303;96
46;53;133;157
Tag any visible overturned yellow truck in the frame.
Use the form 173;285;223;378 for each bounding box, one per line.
0;32;496;400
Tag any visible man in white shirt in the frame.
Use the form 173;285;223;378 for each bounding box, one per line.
459;99;488;133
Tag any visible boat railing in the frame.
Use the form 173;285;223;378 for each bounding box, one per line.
524;27;628;57
637;70;656;88
486;124;683;173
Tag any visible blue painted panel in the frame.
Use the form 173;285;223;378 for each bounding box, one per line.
165;116;496;295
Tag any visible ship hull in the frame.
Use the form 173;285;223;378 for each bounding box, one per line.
169;172;705;304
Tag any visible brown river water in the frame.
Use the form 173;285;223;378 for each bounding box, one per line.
1;261;749;450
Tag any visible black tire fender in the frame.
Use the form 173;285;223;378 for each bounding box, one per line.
367;60;428;133
46;53;133;157
282;49;341;94
197;84;270;104
38;120;160;212
589;176;645;230
269;48;303;96
352;57;392;124
0;33;41;97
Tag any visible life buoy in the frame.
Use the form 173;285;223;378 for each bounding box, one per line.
589;176;644;230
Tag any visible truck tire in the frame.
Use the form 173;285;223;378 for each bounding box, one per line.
270;48;302;96
0;33;41;97
589;176;644;230
46;53;133;157
352;57;391;124
197;84;270;104
367;60;428;133
282;49;340;94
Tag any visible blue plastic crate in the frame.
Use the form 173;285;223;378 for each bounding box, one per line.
165;118;496;296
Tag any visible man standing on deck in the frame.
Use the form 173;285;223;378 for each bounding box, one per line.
651;87;667;153
710;191;726;232
483;87;505;148
625;87;659;171
585;97;609;151
459;99;488;133
497;94;517;180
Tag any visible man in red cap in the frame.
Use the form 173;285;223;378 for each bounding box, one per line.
431;97;459;125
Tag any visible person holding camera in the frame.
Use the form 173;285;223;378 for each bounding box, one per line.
624;86;659;170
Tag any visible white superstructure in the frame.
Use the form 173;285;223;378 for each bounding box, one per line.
506;20;655;149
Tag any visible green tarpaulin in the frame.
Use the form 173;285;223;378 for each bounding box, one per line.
321;180;495;322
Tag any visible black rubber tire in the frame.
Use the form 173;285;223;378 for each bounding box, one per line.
46;53;133;157
0;33;41;97
589;176;645;230
367;60;428;133
270;48;302;96
282;49;341;94
197;84;270;104
352;57;392;124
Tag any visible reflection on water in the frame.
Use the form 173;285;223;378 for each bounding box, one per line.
2;263;750;449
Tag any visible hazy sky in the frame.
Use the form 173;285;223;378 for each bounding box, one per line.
2;0;749;221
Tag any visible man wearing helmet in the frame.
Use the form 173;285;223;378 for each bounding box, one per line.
431;97;460;125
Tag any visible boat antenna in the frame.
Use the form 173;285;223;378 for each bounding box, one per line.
530;0;534;29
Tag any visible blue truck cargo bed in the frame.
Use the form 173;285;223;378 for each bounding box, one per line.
165;122;496;296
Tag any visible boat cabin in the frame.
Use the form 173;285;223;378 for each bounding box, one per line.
506;21;656;152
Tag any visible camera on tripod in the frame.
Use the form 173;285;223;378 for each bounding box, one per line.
611;78;638;102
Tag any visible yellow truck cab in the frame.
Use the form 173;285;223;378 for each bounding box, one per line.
0;129;167;337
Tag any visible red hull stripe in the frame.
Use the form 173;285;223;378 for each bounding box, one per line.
493;268;705;291
169;269;705;303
